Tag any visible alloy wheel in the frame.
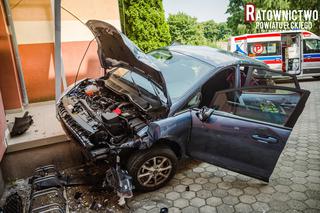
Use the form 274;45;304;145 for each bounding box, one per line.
137;156;173;187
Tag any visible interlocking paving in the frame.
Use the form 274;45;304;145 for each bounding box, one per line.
129;80;320;213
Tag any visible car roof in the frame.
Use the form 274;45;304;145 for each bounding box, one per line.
165;45;268;68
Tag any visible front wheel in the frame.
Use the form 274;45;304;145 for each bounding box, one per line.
126;146;178;191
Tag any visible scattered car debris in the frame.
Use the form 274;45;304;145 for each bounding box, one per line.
74;191;82;200
10;111;33;137
104;157;133;206
160;207;168;213
28;165;66;213
0;164;175;212
64;168;126;212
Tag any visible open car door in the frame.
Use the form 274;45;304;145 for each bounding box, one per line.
188;85;309;182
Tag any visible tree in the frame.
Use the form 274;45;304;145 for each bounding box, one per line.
167;12;204;45
167;13;232;47
290;0;320;35
217;22;232;41
225;0;320;36
118;0;171;52
201;20;219;42
226;0;255;35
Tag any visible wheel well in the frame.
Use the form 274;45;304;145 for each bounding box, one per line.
119;138;183;167
155;139;182;159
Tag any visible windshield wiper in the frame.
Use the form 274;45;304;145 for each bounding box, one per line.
129;71;142;97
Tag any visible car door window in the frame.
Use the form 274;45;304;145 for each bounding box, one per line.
239;66;299;89
211;87;308;127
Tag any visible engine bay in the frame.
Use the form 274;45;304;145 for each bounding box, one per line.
60;79;154;148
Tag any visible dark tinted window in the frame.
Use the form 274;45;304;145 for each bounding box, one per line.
303;39;320;54
239;66;297;89
248;41;281;56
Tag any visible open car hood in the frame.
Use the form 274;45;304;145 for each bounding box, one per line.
86;20;170;104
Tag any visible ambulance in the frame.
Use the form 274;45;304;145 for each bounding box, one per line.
228;31;320;78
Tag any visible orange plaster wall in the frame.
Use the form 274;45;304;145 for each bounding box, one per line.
18;41;103;102
0;1;23;110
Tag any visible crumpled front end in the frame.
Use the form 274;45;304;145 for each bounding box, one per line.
56;78;155;159
56;78;161;204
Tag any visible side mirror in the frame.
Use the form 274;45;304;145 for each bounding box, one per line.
198;107;214;122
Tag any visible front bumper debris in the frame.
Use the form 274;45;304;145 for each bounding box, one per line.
105;166;133;206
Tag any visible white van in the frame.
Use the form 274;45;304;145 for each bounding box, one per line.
228;31;320;78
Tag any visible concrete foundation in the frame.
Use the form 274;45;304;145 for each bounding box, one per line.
1;140;84;182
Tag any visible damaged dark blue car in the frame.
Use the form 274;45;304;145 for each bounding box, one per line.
56;20;310;204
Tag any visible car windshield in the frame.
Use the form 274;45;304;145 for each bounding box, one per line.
148;49;215;101
111;68;167;103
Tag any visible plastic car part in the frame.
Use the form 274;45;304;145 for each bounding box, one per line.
3;192;23;213
28;165;67;213
104;155;133;206
160;208;169;213
29;165;62;184
84;84;99;96
34;165;59;176
32;175;64;191
10;111;33;137
29;163;134;208
29;188;66;213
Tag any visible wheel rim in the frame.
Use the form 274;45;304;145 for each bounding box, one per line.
137;156;173;187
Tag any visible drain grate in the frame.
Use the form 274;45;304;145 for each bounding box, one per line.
3;192;23;213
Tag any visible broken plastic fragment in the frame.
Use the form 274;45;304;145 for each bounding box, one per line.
10;111;33;137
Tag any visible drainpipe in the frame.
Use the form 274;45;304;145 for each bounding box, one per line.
53;0;66;103
3;0;29;106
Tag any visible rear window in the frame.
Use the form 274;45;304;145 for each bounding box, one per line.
248;41;281;56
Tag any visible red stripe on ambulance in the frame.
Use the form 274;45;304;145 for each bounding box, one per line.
235;33;281;41
304;58;320;62
263;60;282;64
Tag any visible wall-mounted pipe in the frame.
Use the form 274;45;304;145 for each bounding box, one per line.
51;0;66;93
3;0;29;106
54;0;62;103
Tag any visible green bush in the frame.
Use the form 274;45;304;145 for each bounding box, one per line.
119;0;171;52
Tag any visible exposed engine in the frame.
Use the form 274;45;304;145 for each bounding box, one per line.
60;79;152;148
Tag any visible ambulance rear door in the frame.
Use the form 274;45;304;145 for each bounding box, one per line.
281;33;302;75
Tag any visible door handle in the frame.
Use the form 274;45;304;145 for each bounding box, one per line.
252;135;278;144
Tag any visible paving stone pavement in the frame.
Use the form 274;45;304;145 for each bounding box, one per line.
128;80;320;213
